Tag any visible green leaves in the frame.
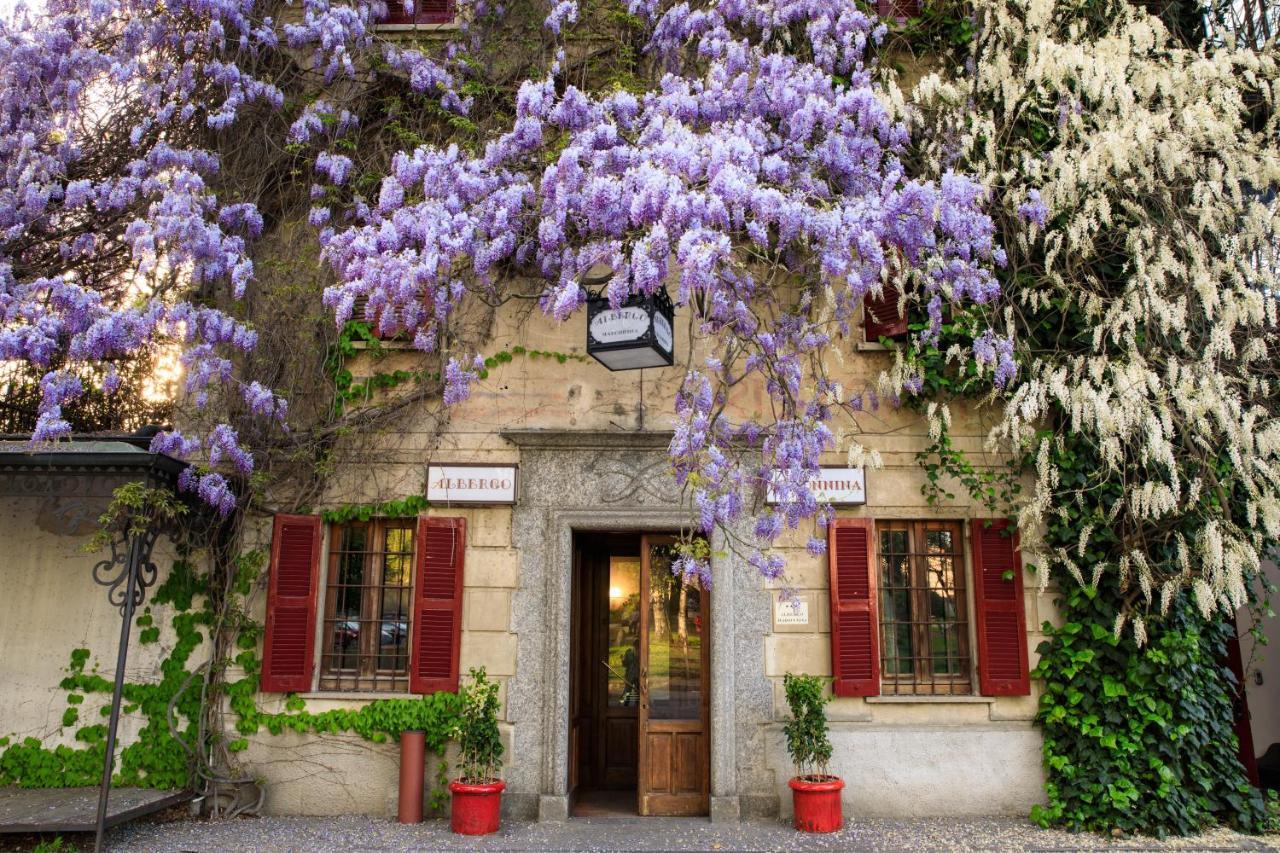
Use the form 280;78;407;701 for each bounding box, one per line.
321;495;429;524
455;668;504;783
781;673;834;780
1033;582;1267;836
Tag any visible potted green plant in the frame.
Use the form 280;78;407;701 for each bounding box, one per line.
783;673;843;833
449;667;505;835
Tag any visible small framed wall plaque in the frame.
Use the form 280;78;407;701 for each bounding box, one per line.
426;464;518;505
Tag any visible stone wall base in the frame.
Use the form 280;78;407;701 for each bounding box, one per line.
768;724;1044;818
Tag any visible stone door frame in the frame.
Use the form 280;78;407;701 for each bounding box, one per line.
502;431;741;823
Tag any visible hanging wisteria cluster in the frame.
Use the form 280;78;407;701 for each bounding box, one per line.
0;0;470;512
318;0;1008;582
1;0;1008;582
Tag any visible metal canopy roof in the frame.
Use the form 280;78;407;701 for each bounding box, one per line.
0;434;188;484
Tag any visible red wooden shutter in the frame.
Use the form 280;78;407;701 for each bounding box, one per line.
385;0;453;24
410;516;465;694
877;0;920;20
828;518;880;697
863;284;908;342
261;514;322;693
350;295;399;342
970;519;1031;696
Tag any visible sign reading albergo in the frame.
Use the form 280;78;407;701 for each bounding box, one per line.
427;464;518;505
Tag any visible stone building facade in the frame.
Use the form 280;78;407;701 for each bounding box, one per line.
3;1;1278;828
231;295;1057;820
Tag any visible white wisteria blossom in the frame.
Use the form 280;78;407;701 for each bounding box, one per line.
912;0;1280;639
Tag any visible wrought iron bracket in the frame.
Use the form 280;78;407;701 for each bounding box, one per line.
91;526;160;615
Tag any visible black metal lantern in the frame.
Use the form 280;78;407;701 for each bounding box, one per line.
585;287;675;371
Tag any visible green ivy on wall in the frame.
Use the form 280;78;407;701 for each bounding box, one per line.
903;292;1271;836
1032;582;1268;836
0;552;464;811
320;495;430;524
0;558;209;790
325;319;590;417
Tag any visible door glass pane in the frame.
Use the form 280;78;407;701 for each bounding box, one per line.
646;544;704;720
606;556;641;707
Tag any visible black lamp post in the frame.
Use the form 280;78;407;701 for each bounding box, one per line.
585;287;675;371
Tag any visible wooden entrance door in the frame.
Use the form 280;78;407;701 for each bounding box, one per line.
637;535;710;816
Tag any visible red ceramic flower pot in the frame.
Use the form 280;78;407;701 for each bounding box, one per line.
789;775;844;833
449;779;505;835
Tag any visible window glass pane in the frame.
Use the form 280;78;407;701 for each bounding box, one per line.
385;525;412;555
645;544;704;720
883;529;908;554
931;621;963;674
377;526;412;674
378;608;408;670
329;526;364;670
322;521;414;688
605;556;641;707
928;556;957;620
383;551;410;587
879;545;914;676
876;521;971;694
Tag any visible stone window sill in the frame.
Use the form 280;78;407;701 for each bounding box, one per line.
374;22;460;32
347;339;418;350
865;695;995;704
297;691;408;701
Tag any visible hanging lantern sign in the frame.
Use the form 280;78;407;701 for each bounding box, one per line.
585;288;675;371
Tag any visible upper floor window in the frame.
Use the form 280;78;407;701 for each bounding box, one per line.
382;0;455;26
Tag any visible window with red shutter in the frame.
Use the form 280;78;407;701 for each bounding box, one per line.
261;514;323;693
969;519;1031;696
410;516;465;693
348;295;404;343
877;0;921;21
828;518;880;697
863;283;909;343
383;0;454;25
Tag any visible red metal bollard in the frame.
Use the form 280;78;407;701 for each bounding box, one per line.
398;730;425;824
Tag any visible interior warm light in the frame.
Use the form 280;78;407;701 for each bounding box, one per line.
609;586;623;599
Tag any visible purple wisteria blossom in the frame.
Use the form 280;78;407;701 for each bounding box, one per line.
1017;189;1049;228
0;0;438;514
318;0;1009;584
1;0;1012;567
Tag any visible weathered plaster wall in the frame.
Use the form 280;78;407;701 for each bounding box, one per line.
766;724;1044;817
233;506;519;818
0;490;188;755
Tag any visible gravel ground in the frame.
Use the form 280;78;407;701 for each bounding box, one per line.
99;815;1280;852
